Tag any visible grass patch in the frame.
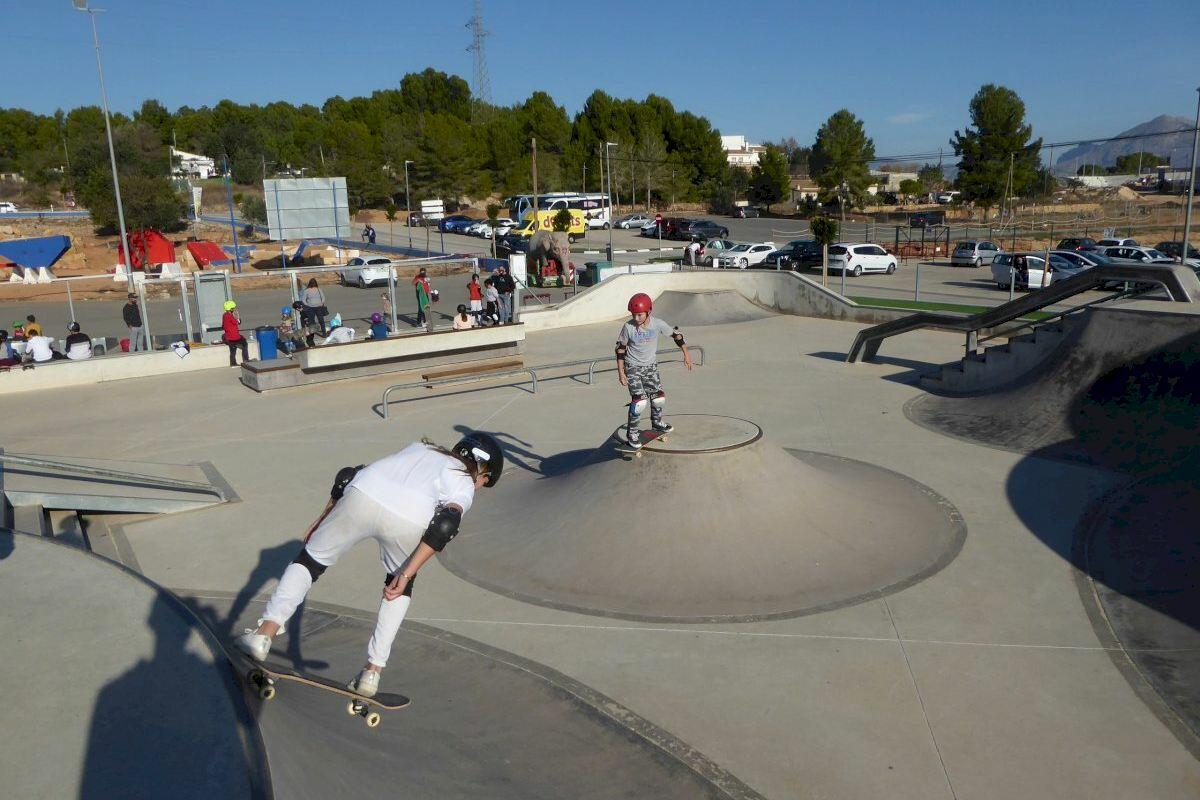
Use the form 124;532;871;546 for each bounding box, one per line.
849;296;1054;321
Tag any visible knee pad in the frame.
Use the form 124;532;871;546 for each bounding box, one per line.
651;391;666;410
382;571;416;598
630;394;647;416
292;547;328;582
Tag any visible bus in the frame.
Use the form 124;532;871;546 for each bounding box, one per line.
506;192;612;230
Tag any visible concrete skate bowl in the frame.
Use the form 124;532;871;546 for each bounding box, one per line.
0;530;268;800
183;593;764;800
651;290;775;326
905;306;1200;756
440;414;966;623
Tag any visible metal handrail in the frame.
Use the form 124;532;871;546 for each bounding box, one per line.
380;345;704;419
0;453;225;499
846;263;1200;363
976;282;1156;347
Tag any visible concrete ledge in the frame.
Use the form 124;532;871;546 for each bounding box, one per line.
0;345;246;396
241;325;526;392
518;269;909;331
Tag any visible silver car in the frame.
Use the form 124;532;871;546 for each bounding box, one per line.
951;240;1001;268
1099;245;1173;264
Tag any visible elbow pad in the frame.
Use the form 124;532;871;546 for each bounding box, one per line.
421;505;463;552
615;343;627;359
330;465;364;500
672;329;686;347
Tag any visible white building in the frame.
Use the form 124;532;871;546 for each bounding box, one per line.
871;170;919;194
721;134;766;169
171;148;216;180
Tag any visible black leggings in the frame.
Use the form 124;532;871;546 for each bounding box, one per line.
224;337;248;366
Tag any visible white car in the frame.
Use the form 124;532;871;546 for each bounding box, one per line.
339;256;395;288
616;213;652;229
827;243;897;275
1095;237;1138;248
1098;245;1174;264
483;218;516;239
0;202;18;214
464;220;490;237
717;242;776;269
990;253;1086;290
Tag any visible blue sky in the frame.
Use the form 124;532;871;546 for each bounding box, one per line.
3;0;1198;161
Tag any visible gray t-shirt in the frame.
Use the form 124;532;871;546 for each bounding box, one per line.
617;316;678;366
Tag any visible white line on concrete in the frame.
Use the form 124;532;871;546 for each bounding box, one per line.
410;616;1183;653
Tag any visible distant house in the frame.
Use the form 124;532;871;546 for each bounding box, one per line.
721;135;766;169
1073;174;1138;189
790;178;820;204
171;148;216;180
871;170;918;195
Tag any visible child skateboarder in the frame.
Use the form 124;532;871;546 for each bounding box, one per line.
615;292;693;449
235;432;505;698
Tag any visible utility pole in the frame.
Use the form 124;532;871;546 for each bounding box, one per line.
223;154;242;273
531;138;539;233
1180;86;1200;265
404;160;413;249
582;163;587;195
605;142;617;261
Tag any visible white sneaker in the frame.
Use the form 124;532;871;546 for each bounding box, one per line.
348;669;380;698
235;630;272;662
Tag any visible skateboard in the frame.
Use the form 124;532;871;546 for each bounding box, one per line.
225;648;410;728
613;427;669;459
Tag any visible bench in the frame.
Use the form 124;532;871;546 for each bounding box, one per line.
422;358;523;382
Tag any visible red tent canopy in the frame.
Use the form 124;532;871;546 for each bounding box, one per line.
118;230;176;269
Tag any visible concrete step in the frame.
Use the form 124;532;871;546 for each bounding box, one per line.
922;321;1073;394
11;504;50;537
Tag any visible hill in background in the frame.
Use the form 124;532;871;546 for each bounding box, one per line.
1055;114;1195;173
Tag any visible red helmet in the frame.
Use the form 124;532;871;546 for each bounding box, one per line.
627;293;652;314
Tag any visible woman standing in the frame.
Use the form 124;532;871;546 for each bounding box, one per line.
301;277;328;334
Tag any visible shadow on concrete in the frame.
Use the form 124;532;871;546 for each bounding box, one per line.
807;350;934;384
80;588;268;799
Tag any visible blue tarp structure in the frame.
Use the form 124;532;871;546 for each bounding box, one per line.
0;234;71;268
221;244;253;259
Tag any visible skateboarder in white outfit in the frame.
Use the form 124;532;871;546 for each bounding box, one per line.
616;292;693;449
235;433;504;697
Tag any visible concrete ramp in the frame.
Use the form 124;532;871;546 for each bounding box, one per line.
0;453;230;514
651;290;774;326
0;531;266;799
442;414;965;622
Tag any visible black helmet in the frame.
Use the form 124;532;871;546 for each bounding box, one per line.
453;432;504;487
68;321;80;332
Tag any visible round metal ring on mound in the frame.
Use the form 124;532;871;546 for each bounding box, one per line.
441;416;967;623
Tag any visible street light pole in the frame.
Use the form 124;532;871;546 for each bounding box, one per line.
605;142;617;262
404;160;414;249
74;0;131;291
1180;87;1200;266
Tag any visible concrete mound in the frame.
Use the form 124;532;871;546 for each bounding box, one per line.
0;531;265;799
651;290;774;326
442;414;965;622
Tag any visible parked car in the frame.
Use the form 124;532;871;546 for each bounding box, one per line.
936;191;961;204
1099;245;1174;264
909;211;945;228
828;243;897;276
1096;237;1138;248
1154;241;1200;265
764;240;822;270
438;214;474;233
661;217;690;239
700;238;737;266
616;213;652;229
732;206;761;218
339;256;394;288
679;219;730;241
479;218;515;239
717;242;776;269
0;202;18;214
1051;250;1113;269
464;220;491;237
950;240;1002;268
1055;237;1099;251
990;253;1086;290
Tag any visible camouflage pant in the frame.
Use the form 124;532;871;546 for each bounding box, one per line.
625;363;664;427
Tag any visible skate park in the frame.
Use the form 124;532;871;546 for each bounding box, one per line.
3;265;1199;799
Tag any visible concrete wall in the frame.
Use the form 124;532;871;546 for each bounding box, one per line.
519;269;909;332
0;344;245;396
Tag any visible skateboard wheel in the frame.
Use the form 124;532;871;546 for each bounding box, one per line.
346;700;360;716
365;712;381;728
259;685;276;701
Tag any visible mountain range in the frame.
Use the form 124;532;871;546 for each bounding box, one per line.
1055;114;1197;173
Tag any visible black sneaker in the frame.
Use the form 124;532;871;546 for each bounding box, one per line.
652;421;673;434
626;429;643;450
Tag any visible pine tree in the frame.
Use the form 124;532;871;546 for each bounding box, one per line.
952;85;1042;218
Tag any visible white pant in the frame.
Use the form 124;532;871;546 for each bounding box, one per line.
262;488;425;668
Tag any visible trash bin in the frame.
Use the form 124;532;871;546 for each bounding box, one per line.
255;326;278;361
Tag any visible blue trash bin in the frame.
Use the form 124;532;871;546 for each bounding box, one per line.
255;326;278;361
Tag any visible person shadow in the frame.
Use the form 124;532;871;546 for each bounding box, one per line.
79;595;267;799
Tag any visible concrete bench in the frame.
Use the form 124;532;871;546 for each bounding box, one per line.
241;324;525;392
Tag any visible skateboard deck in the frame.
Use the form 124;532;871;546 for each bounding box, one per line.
613;428;669;458
225;646;410;728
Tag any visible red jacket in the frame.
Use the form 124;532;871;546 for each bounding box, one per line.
468;281;482;301
222;311;243;341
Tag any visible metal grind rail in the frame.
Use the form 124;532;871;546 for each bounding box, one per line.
0;453;225;500
380;345;705;419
